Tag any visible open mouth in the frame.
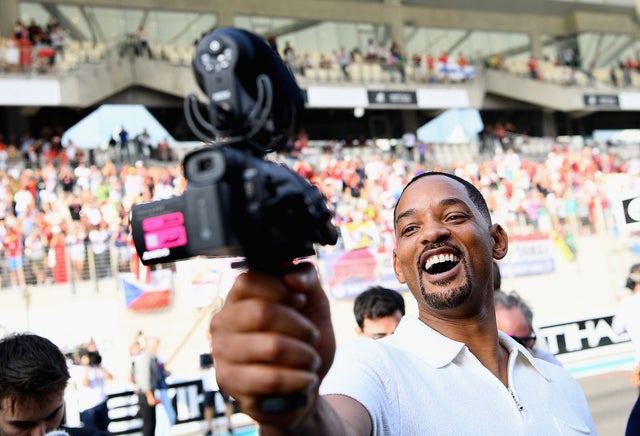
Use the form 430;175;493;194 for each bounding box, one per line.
423;253;460;275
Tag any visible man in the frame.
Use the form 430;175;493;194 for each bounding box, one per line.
132;337;159;436
353;286;405;339
0;333;107;435
613;263;640;394
494;290;563;366
209;171;596;434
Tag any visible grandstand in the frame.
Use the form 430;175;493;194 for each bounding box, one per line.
1;0;640;142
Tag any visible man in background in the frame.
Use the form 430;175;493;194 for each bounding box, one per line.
613;263;640;394
0;332;107;435
494;289;563;366
132;337;160;436
353;286;405;339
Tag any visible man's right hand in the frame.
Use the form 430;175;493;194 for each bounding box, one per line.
209;262;336;428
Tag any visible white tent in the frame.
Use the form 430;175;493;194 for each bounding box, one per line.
61;104;175;150
417;108;484;144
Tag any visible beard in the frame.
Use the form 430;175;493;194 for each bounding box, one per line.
419;261;473;310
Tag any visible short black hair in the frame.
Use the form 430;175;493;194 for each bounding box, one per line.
354;286;406;329
0;333;70;413
394;171;492;227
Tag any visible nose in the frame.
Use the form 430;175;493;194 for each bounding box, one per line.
420;222;450;243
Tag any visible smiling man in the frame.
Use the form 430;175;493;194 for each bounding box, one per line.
209;171;597;435
0;333;107;436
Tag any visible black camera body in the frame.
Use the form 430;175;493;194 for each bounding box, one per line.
130;28;337;272
77;348;102;366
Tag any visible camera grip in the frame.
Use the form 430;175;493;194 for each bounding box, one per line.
259;393;308;413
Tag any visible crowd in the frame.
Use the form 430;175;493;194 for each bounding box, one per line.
1;120;639;292
0;16;66;74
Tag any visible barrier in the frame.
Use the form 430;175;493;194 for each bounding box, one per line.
70;378;231;435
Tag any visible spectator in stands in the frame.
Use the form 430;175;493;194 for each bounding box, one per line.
319;53;332;69
528;55;539;80
610;64;619;87
0;332;109;435
2;218;26;290
267;33;279;55
353;286;405;339
23;221;49;285
118;126;129;162
4;34;20;73
66;222;87;282
337;47;351;81
411;53;423;81
156;137;171;161
283;41;297;76
136;24;153;58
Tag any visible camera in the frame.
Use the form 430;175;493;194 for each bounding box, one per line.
130;28;337;272
77;348;102;366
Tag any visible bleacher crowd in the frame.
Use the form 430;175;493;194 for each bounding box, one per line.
2;121;640;290
4;15;640;89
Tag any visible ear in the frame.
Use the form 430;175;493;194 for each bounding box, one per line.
393;249;406;284
491;223;508;260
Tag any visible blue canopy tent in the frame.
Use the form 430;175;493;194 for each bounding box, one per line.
417;108;484;144
61;104;175;150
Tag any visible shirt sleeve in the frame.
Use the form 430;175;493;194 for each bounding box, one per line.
320;338;399;434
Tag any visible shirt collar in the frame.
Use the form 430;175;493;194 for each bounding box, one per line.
499;330;552;381
388;316;551;380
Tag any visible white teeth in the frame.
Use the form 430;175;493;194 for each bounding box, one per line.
424;253;459;272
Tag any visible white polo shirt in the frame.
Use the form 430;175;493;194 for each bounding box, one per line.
320;316;596;435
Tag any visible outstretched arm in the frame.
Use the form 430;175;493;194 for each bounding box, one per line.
209;263;371;435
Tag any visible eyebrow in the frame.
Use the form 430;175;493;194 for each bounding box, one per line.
9;404;64;427
395;197;471;225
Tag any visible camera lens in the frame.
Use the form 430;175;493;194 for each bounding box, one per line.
198;158;213;172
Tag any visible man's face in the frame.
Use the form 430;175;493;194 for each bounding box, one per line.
495;306;535;350
357;310;403;339
0;394;65;436
393;175;506;315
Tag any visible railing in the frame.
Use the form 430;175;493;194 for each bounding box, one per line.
0;237;176;294
65;378;232;435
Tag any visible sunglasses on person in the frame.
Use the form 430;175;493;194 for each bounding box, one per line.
510;334;537;348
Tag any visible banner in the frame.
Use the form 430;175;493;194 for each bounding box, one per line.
320;247;403;299
498;233;555;277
